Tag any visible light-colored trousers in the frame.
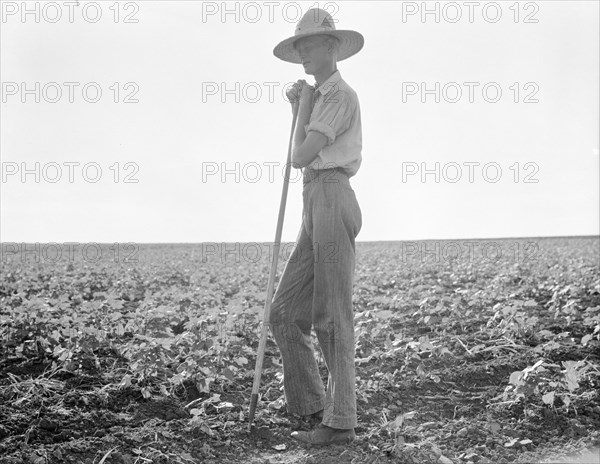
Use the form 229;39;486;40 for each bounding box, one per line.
270;167;362;429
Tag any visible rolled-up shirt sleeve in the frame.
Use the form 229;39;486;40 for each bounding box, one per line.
304;91;355;145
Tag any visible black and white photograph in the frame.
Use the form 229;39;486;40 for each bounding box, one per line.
1;1;599;463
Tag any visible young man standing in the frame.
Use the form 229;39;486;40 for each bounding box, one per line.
270;8;364;446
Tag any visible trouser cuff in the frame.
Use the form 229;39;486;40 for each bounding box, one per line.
285;397;326;416
322;414;358;429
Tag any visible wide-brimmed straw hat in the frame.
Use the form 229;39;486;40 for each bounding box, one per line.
273;8;364;64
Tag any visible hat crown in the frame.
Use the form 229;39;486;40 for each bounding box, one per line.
294;8;336;36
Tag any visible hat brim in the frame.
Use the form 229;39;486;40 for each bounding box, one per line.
273;30;364;64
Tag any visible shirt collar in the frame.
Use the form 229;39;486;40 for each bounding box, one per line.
315;70;341;96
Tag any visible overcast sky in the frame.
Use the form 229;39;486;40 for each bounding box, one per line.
1;0;598;243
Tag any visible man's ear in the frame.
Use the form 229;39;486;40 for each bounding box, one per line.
327;38;339;59
327;40;336;55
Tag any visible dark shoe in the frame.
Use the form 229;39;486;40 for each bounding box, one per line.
291;423;356;447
